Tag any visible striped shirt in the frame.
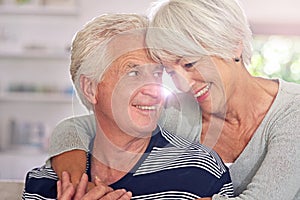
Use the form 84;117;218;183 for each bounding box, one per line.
23;126;234;199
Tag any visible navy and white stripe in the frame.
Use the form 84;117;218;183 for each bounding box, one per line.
132;191;201;200
23;126;234;199
28;166;58;180
161;129;227;172
23;192;55;200
134;146;225;178
218;182;235;197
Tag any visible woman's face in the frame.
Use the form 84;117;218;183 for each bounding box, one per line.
94;48;165;137
163;56;236;115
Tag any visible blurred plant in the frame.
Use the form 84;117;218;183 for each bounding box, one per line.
247;35;300;83
15;0;31;4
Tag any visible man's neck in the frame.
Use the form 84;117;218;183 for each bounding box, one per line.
90;127;152;185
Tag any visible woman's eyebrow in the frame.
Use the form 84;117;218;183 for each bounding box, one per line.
155;64;164;70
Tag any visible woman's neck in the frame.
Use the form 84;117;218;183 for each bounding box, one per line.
200;77;278;162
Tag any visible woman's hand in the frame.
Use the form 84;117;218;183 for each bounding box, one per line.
57;171;132;200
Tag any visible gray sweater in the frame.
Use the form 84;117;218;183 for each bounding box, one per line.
49;79;300;200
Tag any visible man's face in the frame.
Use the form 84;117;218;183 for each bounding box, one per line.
94;48;165;137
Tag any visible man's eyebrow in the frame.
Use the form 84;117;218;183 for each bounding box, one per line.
126;62;139;69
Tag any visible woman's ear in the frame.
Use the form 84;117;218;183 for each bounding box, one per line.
80;75;97;105
235;41;243;58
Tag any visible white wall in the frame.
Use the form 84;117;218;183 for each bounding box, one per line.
77;0;300;35
241;0;300;24
241;0;300;35
1;0;299;53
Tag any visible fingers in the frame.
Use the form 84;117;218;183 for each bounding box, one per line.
103;189;132;200
81;183;114;200
119;191;132;200
73;173;89;200
82;188;132;200
57;171;75;200
87;181;96;192
81;176;131;200
57;180;62;199
94;176;108;187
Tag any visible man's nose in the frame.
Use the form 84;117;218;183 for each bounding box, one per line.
141;84;162;98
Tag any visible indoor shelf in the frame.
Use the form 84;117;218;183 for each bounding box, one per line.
0;5;78;16
0;92;73;103
0;51;70;60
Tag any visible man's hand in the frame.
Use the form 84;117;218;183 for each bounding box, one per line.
57;171;76;200
57;171;132;200
80;176;132;200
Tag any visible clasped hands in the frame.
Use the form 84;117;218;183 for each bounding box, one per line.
57;171;132;200
57;171;212;200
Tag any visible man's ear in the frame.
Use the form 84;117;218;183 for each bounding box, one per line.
80;75;97;105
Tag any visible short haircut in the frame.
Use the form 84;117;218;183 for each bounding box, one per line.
70;14;148;110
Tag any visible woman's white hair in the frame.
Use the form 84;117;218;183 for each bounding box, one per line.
146;0;253;65
70;13;148;110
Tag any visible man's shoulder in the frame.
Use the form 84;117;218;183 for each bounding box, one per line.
22;165;58;199
146;128;228;178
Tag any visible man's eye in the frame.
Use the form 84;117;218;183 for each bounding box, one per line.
153;71;163;78
128;71;139;77
184;61;197;68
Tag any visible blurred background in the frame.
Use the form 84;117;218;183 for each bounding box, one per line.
0;0;299;181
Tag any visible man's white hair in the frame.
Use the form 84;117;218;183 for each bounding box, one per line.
70;13;148;110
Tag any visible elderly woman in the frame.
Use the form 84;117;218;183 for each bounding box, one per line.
22;13;234;200
146;0;300;200
49;1;300;200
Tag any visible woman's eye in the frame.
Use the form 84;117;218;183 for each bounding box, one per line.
128;71;139;77
184;61;197;68
167;71;176;77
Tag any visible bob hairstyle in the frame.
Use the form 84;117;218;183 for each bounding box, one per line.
146;0;253;65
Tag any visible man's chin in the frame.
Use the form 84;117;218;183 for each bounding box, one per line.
128;122;158;138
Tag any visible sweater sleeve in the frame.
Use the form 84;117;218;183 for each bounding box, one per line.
46;114;96;163
212;109;300;200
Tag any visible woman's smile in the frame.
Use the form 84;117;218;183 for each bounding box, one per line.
194;83;211;102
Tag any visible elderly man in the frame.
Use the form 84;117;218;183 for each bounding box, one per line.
22;13;233;200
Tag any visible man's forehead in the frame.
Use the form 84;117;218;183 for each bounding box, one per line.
108;30;146;58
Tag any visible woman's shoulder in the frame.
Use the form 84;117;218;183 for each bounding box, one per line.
260;79;300;140
279;79;300;96
268;79;300;114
